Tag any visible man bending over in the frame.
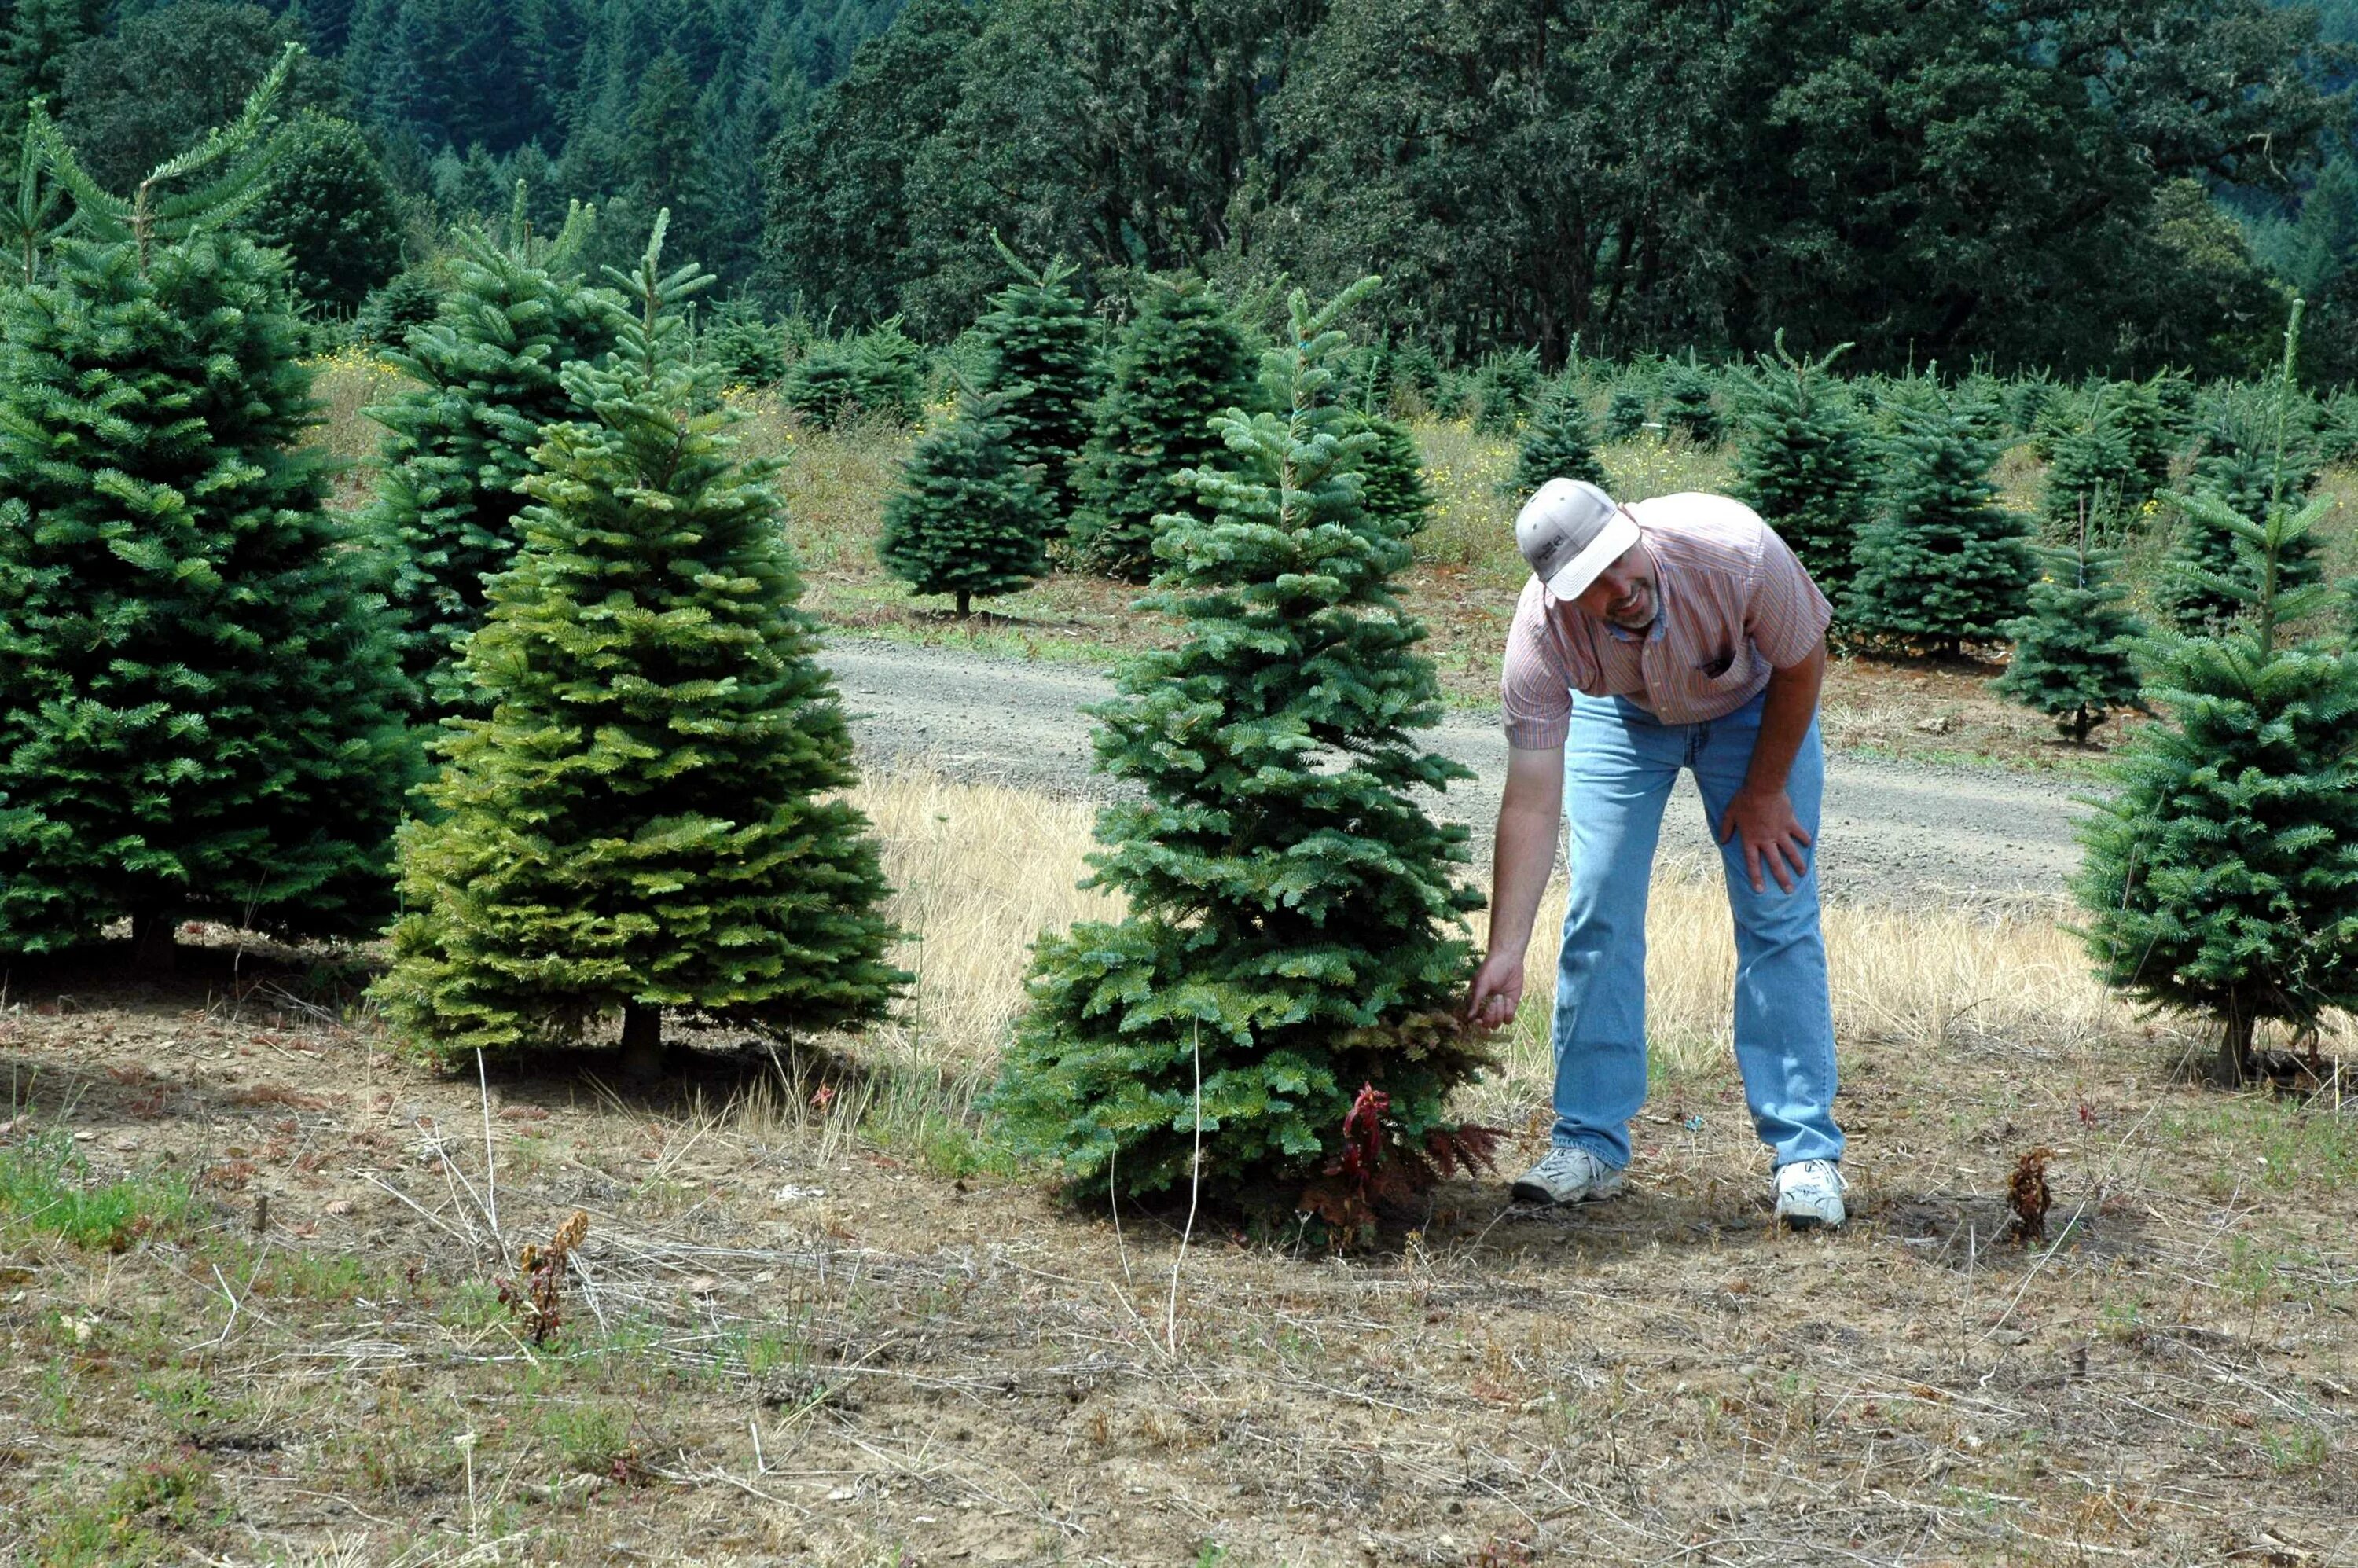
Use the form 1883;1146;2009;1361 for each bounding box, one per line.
1464;478;1848;1228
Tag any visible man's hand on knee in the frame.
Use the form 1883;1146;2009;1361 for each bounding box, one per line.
1717;784;1813;894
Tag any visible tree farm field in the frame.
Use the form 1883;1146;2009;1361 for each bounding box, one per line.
303;360;2358;778
6;362;2357;1566
5;767;2358;1565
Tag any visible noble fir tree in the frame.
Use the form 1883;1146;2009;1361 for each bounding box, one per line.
382;216;905;1073
1601;384;1648;442
2038;400;2141;539
992;279;1494;1206
0;56;413;971
1506;380;1606;497
976;240;1103;527
1994;542;2145;744
3;130;68;285
1662;361;1724;444
878;381;1053;616
1071;276;1254;582
361;189;626;720
1348;411;1434;537
1732;335;1871;600
2077;304;2358;1088
1845;398;2033;657
2159;412;2322;632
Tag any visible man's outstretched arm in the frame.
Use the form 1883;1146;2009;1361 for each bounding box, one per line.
1716;635;1826;895
1464;744;1565;1030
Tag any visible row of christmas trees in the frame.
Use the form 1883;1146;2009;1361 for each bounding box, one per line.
0;58;907;1078
0;63;1510;1203
873;255;1433;612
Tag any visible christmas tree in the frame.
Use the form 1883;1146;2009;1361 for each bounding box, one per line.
699;296;790;386
382;215;905;1072
1071;277;1254;582
2160;407;2322;632
993;279;1493;1206
1845;398;2032;658
1471;347;1539;433
2038;399;2140;539
1505;380;1606;498
0;55;413;971
975;240;1103;527
1601;384;1649;442
1732;334;1871;601
361;188;625;721
2076;304;2358;1088
3;130;67;285
782;318;925;425
2114;373;2183;501
877;381;1053;616
1662;361;1724;445
1994;541;2145;744
1348;412;1434;537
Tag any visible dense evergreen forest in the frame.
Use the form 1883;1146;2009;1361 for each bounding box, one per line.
9;0;2358;378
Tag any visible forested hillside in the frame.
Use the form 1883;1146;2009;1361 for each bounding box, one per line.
7;0;2358;378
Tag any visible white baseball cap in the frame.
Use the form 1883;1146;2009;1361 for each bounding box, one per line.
1515;478;1639;600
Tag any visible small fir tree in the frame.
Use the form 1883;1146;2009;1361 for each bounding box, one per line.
782;318;927;425
1845;398;2033;657
3;130;68;285
1732;335;1871;601
2114;373;2180;498
361;195;624;721
2161;413;2322;631
699;296;788;385
381;216;906;1071
2076;303;2358;1088
358;265;446;344
1348;411;1434;537
1601;384;1649;441
1505;380;1606;497
1471;347;1539;433
2039;401;2141;540
1994;539;2146;743
1662;362;1724;445
976;241;1103;527
992;279;1493;1206
877;382;1052;615
1071;276;1254;581
0;57;413;970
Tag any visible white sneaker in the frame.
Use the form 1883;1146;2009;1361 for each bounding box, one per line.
1510;1146;1625;1206
1774;1159;1847;1230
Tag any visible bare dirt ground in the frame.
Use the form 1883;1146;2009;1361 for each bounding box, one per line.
824;637;2089;909
4;920;2356;1566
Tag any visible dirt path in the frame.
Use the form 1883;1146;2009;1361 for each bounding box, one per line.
824;636;2091;908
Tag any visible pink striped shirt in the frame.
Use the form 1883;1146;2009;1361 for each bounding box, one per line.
1500;493;1830;747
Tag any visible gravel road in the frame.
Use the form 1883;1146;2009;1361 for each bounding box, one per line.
823;637;2091;908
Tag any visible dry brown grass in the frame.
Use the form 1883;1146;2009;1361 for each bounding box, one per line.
845;770;2168;1111
848;767;1114;1083
5;773;2358;1564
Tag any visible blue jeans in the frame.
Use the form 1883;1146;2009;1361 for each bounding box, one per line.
1548;689;1844;1170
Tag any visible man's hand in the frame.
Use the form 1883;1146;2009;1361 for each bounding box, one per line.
1464;950;1526;1030
1717;784;1813;894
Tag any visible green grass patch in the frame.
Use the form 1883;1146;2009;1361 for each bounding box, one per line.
0;1131;196;1250
2167;1099;2358;1193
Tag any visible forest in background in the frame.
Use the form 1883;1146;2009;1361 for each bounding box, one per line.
10;0;2358;379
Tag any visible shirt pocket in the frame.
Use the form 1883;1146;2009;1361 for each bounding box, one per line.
1694;643;1757;692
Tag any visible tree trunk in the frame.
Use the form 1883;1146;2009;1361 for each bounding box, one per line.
131;909;177;975
619;1002;663;1082
2213;1005;2254;1089
955;589;971;618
